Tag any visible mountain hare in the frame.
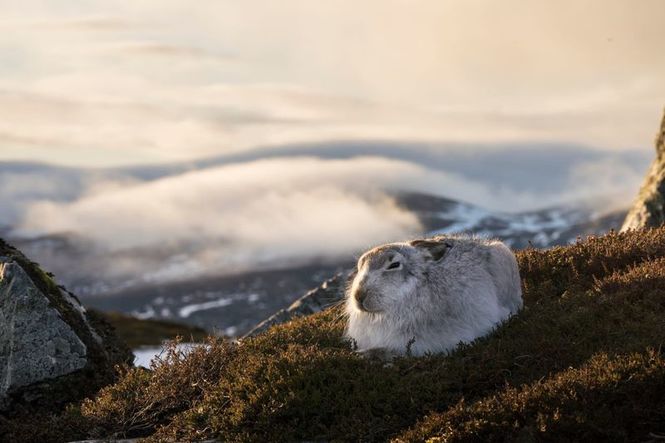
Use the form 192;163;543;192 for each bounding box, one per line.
345;235;522;357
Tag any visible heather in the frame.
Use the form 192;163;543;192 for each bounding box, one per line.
5;228;665;442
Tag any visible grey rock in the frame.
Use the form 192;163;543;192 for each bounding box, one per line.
0;261;87;408
244;273;348;338
0;238;132;414
622;109;665;231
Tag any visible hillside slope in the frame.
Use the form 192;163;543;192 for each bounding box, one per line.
5;228;665;442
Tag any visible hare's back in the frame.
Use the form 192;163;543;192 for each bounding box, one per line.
484;240;523;313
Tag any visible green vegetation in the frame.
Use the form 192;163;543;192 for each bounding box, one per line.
5;228;665;442
97;311;208;348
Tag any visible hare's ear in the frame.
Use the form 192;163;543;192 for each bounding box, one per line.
410;239;452;261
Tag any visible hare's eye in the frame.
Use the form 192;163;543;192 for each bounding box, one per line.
387;261;401;270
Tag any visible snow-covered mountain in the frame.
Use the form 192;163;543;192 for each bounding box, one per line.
4;191;625;336
395;192;625;248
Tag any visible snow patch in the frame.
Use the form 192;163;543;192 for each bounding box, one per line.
133;342;203;368
178;297;233;318
224;326;238;336
132;305;156;320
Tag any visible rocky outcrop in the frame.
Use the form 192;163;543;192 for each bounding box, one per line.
0;238;132;413
0;262;88;405
244;273;348;337
622;109;665;231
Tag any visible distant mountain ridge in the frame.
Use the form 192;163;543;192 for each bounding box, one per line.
395;192;626;249
1;140;651;191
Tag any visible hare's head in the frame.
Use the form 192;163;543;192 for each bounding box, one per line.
347;239;453;315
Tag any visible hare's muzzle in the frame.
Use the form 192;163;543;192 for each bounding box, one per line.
354;287;369;310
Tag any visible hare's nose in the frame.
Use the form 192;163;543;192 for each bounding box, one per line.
354;288;368;306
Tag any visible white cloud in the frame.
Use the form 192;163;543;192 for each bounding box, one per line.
13;155;524;280
17;158;432;267
0;173;72;225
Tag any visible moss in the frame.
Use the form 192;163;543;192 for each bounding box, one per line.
6;228;665;441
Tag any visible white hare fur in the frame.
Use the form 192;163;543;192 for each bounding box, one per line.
345;235;522;356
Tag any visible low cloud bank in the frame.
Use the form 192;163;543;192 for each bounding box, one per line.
8;154;646;282
15;157;443;278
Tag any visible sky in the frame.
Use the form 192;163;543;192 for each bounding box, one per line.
0;0;663;167
1;1;664;281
